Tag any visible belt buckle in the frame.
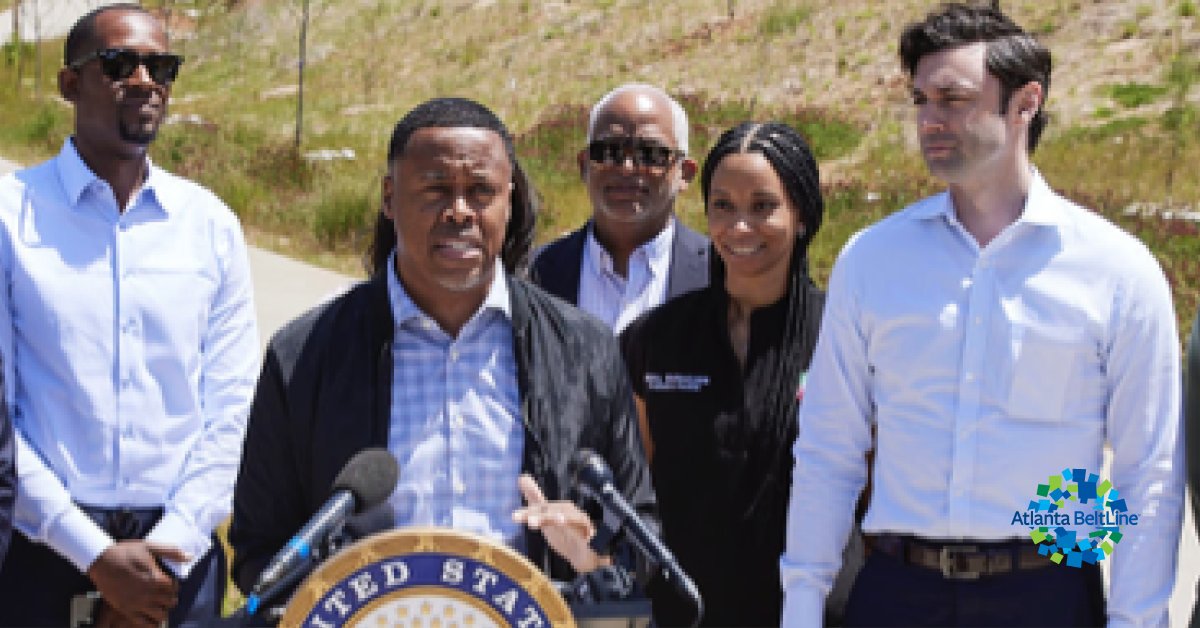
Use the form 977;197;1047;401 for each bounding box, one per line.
939;545;981;580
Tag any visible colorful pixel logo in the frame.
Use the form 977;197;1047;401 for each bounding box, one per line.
1011;468;1139;568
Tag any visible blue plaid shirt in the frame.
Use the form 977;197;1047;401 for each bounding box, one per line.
385;255;524;547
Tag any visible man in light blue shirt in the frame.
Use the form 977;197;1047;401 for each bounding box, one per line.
782;4;1182;627
0;4;258;626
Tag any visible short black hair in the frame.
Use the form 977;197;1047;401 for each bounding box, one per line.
64;3;156;66
366;97;538;277
900;2;1052;151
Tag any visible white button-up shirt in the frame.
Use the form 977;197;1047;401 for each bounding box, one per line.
782;172;1182;627
0;140;260;576
578;218;675;333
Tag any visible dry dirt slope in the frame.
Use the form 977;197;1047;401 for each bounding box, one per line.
171;0;1197;141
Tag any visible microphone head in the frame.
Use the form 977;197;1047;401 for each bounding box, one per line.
332;448;399;514
570;449;615;495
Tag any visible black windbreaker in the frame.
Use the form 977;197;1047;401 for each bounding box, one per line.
229;273;658;596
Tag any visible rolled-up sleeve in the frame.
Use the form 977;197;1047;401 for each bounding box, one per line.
780;244;873;628
1103;255;1182;628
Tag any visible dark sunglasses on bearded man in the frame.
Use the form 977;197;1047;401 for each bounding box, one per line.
68;48;184;86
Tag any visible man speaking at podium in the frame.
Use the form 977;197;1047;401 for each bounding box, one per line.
229;97;658;604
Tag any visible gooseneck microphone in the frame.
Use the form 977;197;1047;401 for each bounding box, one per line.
570;449;704;627
245;448;400;617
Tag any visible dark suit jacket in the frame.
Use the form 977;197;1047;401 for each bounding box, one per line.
528;219;710;306
1186;311;1200;627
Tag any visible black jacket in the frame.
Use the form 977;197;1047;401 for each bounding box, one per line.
229;274;657;595
529;220;710;305
0;381;12;569
1186;311;1200;626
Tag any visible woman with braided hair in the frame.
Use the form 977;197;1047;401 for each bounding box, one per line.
621;121;858;626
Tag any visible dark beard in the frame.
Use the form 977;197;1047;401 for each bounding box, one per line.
118;120;157;145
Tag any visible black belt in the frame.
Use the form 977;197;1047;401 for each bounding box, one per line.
78;504;165;540
866;534;1051;580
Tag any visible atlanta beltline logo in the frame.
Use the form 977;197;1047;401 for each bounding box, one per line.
1011;468;1139;567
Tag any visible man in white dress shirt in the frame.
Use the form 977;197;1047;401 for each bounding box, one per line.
0;4;258;626
782;4;1182;626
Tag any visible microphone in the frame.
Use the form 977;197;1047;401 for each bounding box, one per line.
570;449;704;626
245;448;399;617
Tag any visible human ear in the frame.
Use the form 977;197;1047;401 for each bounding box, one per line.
58;67;79;102
673;157;698;196
381;173;395;219
577;148;589;182
1012;82;1043;121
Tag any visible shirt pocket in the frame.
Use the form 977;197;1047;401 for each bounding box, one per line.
1005;322;1082;421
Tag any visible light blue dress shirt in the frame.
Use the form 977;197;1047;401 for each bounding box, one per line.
0;139;260;577
781;172;1182;627
385;256;524;547
578;218;674;333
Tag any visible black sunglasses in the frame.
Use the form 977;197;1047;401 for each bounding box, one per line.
587;138;683;169
69;48;184;85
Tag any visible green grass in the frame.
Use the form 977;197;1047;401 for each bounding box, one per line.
0;2;1194;329
759;4;812;37
1105;82;1169;108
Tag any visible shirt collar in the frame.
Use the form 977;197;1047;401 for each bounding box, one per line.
385;250;512;329
909;168;1063;228
584;216;676;276
1016;169;1063;227
55;137;172;215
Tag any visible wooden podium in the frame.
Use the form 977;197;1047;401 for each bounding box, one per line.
280;528;576;627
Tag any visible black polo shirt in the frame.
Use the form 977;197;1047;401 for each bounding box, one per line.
620;284;818;627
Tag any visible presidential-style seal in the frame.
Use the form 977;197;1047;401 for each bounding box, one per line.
280;527;576;628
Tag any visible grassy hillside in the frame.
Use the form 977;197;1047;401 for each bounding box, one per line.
0;0;1197;328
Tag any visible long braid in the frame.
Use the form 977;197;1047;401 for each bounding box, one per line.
700;122;825;536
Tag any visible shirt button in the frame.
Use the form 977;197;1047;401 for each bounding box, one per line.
965;372;975;382
449;348;459;362
453;479;466;495
973;316;982;325
422;320;434;330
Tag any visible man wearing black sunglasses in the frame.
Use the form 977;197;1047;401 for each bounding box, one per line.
0;4;258;628
530;84;709;334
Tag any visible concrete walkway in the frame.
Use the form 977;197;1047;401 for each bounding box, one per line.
245;246;356;348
